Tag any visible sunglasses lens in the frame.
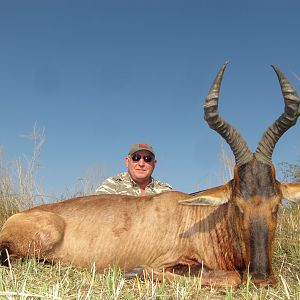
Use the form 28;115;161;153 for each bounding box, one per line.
143;155;153;163
131;154;154;163
131;154;141;162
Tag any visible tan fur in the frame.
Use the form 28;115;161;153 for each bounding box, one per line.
0;190;244;286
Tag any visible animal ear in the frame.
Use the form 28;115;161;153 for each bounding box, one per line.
280;183;300;203
179;184;231;206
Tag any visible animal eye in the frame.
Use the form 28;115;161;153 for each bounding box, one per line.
271;204;279;215
236;204;244;215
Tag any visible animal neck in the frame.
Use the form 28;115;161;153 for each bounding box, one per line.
210;203;245;270
181;204;244;270
226;203;245;270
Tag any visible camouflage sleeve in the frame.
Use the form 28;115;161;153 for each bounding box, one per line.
153;180;173;194
95;177;119;195
158;184;173;193
162;184;173;192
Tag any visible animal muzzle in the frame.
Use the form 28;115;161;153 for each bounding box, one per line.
246;217;276;287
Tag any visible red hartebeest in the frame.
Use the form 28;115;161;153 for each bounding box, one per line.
0;63;299;287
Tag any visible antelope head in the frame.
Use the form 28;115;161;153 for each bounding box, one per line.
182;62;300;286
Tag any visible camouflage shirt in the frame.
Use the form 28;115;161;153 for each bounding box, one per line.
95;172;172;196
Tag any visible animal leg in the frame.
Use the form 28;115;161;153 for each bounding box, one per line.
125;265;241;287
199;270;242;288
124;265;146;279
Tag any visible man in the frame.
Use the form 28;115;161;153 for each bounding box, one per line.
95;143;172;196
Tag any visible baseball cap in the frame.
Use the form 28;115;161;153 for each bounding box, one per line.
128;143;155;157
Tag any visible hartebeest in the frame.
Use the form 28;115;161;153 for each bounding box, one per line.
0;63;299;287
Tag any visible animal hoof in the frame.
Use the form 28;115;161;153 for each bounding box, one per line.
124;265;145;279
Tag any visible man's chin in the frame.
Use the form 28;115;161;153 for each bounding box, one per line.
134;173;150;181
135;175;148;180
135;171;147;176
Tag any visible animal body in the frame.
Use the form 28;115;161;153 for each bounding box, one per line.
1;62;300;287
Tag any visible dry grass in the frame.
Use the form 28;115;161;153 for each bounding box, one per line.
0;125;46;226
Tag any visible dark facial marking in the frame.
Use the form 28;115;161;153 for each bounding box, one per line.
238;161;276;200
249;217;271;278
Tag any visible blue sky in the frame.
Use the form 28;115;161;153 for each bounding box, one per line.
1;1;300;199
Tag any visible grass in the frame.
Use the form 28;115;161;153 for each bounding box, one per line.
0;136;299;299
0;125;45;225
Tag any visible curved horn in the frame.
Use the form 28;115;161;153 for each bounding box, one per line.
255;66;300;165
204;62;253;167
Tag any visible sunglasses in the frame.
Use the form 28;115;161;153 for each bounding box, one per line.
131;153;154;163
